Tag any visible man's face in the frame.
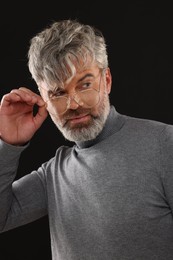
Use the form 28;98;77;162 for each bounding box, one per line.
39;64;112;142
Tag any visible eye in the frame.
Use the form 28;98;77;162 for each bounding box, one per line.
77;81;94;91
83;82;92;88
49;90;66;99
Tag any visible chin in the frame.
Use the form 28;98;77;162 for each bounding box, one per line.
60;116;105;142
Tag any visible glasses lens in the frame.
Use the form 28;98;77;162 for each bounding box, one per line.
78;89;100;108
46;85;100;116
47;96;68;115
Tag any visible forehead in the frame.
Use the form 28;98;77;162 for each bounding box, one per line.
65;63;100;85
40;63;100;91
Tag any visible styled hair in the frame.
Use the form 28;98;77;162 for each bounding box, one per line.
28;19;108;89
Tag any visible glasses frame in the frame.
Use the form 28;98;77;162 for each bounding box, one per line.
39;68;105;115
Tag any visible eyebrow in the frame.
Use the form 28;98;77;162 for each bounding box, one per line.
47;73;95;94
77;73;95;83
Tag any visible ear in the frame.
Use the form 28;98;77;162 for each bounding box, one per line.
105;67;112;94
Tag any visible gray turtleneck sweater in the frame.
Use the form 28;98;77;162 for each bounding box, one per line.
1;106;173;260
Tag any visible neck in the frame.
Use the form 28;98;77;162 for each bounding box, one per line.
75;105;125;149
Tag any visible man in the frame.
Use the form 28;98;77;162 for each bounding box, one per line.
1;19;173;260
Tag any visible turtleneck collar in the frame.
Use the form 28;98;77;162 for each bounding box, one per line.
75;105;125;149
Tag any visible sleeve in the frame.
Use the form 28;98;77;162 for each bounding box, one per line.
0;140;47;233
160;124;173;212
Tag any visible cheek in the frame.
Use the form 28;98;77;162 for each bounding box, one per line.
50;113;63;125
90;93;105;116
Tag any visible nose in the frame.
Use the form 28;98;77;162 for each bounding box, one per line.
67;93;83;110
68;98;79;110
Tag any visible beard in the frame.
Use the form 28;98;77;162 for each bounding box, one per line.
49;91;110;142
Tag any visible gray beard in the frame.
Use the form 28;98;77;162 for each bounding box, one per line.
50;93;110;142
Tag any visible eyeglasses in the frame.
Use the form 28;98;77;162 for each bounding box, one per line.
40;69;104;115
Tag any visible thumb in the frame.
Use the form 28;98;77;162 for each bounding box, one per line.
33;104;48;129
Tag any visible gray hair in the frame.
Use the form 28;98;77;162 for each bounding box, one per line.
28;19;108;90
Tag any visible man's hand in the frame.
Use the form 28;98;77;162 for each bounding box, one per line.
0;87;48;145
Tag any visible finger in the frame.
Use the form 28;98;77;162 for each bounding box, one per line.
33;104;48;128
10;89;36;106
1;92;21;107
18;87;38;96
1;89;36;108
18;87;45;106
11;88;45;107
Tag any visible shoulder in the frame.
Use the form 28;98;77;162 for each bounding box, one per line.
116;111;173;149
52;145;74;161
121;113;172;135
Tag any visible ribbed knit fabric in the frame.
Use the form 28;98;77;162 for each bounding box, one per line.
1;106;173;259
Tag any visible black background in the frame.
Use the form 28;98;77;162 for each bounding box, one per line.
1;1;173;259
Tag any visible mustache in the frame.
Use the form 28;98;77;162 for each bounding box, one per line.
64;108;92;120
61;108;92;127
